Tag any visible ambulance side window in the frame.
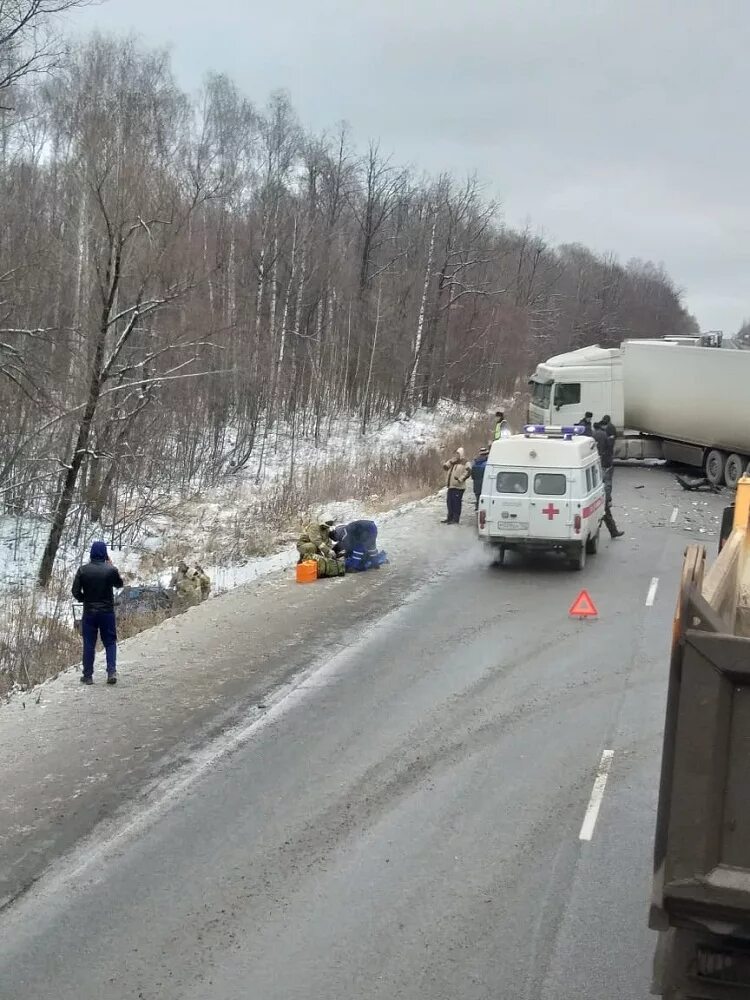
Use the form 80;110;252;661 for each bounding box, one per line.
533;473;567;496
585;467;592;491
497;472;528;494
592;464;600;487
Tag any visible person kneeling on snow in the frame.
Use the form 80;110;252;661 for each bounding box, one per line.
297;521;345;577
330;519;386;571
297;520;334;561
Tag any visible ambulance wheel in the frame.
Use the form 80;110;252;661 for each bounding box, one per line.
569;544;586;571
585;529;599;555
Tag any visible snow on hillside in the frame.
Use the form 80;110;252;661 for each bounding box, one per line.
0;401;487;597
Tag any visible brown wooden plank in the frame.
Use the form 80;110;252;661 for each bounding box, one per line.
704;527;742;617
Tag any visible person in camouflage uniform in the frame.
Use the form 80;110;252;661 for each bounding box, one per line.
194;564;211;601
296;520;345;578
170;561;211;606
296;533;319;562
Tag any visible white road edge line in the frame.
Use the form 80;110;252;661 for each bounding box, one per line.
670;506;679;524
646;576;659;607
579;749;614;842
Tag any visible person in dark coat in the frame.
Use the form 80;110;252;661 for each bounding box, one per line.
330;519;383;570
593;420;616;501
72;541;124;685
579;411;594;436
600;414;617;443
330;519;378;557
471;448;490;509
592;422;623;539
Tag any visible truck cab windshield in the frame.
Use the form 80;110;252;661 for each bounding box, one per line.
530;381;551;407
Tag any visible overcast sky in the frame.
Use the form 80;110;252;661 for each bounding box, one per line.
69;0;749;334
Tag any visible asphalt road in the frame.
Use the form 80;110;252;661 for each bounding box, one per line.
0;468;726;999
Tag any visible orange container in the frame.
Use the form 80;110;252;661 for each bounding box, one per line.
296;560;318;584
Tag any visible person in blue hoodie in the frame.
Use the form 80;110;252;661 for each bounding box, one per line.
330;519;386;570
471;448;490;510
72;541;124;685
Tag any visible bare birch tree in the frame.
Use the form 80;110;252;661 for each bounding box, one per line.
0;0;90;106
0;31;697;585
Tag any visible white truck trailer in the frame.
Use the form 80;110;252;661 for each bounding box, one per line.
528;339;750;487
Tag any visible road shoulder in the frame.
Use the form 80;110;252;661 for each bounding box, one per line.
0;495;471;908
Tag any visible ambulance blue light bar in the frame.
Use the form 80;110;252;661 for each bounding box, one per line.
523;424;587;440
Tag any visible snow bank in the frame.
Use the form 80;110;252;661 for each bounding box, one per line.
0;401;487;597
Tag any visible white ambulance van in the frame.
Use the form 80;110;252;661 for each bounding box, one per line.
477;424;606;570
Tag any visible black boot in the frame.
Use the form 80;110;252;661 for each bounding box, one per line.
604;505;623;538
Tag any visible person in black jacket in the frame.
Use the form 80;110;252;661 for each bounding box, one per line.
600;414;616;442
330;519;378;558
471;448;490;510
593;422;624;539
579;411;594;436
72;541;124;685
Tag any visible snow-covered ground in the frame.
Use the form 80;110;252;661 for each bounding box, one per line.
0;400;491;599
0;398;520;694
140;401;485;590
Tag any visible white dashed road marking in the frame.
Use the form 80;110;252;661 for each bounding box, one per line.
670;506;679;524
645;577;659;607
579;749;614;842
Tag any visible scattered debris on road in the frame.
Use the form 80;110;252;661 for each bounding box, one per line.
674;474;721;493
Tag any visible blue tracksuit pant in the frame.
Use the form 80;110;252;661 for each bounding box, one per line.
81;610;117;678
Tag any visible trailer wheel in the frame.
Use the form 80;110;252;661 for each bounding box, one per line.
705;448;726;486
724;453;747;490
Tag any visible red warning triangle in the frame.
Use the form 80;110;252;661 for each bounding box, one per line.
569;589;598;618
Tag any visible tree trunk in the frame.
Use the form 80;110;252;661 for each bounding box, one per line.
37;374;102;587
407;214;436;411
360;285;382;435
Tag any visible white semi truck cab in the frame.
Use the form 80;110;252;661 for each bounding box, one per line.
528;345;624;428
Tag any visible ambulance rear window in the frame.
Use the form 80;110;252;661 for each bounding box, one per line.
496;471;528;494
534;473;567;496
